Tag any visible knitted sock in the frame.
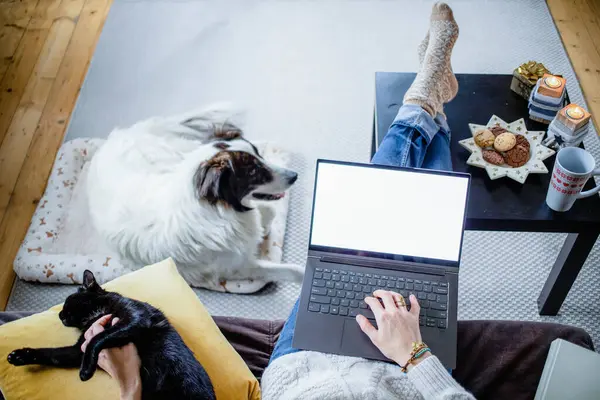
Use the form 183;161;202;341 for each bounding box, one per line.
417;32;429;69
405;2;459;115
417;30;458;105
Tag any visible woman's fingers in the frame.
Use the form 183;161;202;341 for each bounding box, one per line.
408;294;420;316
111;317;120;326
391;292;409;314
85;314;111;338
84;323;99;342
81;314;112;352
97;314;113;326
373;290;397;310
356;314;377;342
364;296;384;318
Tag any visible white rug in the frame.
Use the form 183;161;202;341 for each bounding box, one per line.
8;0;600;348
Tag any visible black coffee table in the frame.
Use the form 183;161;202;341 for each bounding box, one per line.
373;72;600;316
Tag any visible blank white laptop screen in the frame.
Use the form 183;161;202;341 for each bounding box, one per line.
309;162;470;264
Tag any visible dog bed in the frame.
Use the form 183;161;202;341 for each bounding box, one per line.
13;138;292;293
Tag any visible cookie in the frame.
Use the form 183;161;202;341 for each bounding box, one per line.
489;125;508;137
483;149;505;166
494;132;517;152
514;134;530;151
504;144;529;167
474;129;495;148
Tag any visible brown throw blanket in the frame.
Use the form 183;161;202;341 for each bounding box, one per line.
0;312;593;400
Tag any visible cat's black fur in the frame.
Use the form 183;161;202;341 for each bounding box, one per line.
7;270;216;400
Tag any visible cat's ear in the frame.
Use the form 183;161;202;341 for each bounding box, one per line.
82;270;101;291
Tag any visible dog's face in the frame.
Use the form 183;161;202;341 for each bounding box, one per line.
194;135;298;212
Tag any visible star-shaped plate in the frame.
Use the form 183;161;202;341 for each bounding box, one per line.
458;115;555;184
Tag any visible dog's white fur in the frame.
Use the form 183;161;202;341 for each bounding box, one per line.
87;105;304;291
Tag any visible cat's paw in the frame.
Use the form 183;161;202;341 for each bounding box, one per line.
79;364;96;381
7;348;36;366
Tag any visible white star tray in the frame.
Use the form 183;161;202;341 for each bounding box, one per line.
458;115;556;184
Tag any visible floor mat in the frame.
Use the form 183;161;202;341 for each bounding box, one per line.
8;0;600;347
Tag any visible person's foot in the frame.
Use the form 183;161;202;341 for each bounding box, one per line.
405;2;459;115
417;31;429;68
430;3;459;103
418;30;458;104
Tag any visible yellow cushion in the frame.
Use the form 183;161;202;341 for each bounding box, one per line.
0;259;261;400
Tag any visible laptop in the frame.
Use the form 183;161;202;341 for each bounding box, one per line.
293;159;470;368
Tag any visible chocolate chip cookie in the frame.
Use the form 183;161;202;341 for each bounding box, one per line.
489;125;508;137
504;144;529;167
514;134;530;151
483;149;505;166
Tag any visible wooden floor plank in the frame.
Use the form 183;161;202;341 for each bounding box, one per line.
0;1;71;148
0;0;112;309
0;1;38;81
547;0;600;132
0;0;38;88
0;0;82;225
582;0;600;46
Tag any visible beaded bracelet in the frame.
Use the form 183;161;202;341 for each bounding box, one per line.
400;342;431;373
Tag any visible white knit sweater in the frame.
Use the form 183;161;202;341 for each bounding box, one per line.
261;351;476;400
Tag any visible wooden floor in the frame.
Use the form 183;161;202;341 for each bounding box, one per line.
547;0;600;130
0;0;599;309
0;0;112;309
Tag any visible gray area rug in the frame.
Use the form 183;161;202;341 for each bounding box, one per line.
8;0;600;348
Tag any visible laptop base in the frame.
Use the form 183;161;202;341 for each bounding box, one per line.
293;257;458;369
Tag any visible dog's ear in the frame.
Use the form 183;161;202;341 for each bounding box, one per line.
194;153;251;212
213;123;242;141
180;118;242;141
195;162;225;202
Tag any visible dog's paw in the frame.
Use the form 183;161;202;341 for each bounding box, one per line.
258;204;276;237
280;264;305;282
7;348;36;366
290;264;305;282
262;228;272;240
79;364;96;381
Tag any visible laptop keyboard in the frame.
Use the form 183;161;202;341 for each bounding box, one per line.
309;268;448;329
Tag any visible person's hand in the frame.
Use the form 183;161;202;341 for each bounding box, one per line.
81;315;141;399
356;290;429;368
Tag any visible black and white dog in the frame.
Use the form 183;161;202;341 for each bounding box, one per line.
87;105;303;291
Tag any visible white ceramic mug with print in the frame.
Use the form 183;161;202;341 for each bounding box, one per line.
546;147;600;212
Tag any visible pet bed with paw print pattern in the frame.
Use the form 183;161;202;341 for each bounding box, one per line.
13;138;291;294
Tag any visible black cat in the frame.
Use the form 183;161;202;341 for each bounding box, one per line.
7;270;216;400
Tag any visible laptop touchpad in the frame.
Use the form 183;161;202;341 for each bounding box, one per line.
340;319;386;360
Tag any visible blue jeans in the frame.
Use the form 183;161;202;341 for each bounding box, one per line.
269;104;453;364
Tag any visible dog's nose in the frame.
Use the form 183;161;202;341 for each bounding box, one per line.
287;172;298;185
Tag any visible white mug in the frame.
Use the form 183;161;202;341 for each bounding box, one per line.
546;147;600;212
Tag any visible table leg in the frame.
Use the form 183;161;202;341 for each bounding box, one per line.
537;232;599;315
371;109;377;158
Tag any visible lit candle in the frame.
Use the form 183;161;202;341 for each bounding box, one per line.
544;76;562;88
566;105;584;120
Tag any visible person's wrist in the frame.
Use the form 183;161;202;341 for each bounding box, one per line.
119;376;141;400
394;350;431;370
405;351;431;372
393;352;413;366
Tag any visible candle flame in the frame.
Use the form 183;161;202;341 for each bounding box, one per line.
544;76;562;88
566;106;585;120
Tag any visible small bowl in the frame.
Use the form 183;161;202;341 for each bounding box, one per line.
458;115;555;184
